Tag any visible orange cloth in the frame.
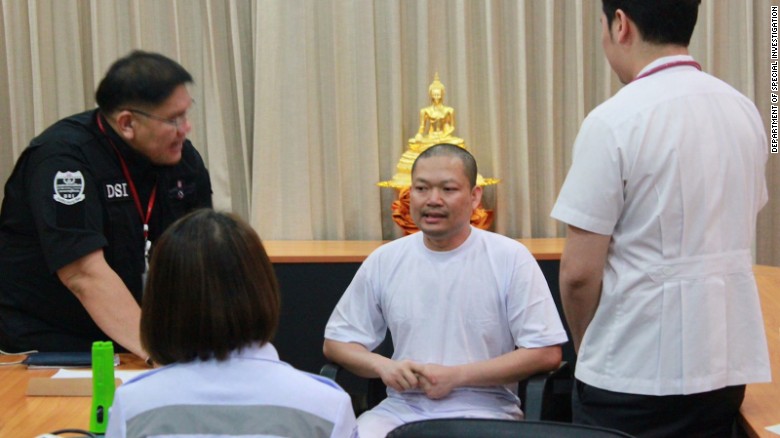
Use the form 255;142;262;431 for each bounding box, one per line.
391;187;493;235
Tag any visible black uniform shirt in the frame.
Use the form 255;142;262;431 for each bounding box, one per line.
0;110;212;352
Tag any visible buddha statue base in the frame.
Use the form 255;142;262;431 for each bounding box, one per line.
378;139;499;190
408;134;464;152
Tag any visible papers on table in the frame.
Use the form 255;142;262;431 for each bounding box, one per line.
52;368;149;383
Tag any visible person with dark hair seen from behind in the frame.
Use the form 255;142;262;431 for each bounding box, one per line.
105;209;358;438
325;144;567;438
0;51;212;361
551;1;770;437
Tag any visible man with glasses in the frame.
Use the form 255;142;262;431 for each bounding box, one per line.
0;51;212;362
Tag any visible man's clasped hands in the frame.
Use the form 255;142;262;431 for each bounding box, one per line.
377;359;465;400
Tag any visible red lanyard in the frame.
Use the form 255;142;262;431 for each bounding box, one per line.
632;60;702;82
96;115;157;244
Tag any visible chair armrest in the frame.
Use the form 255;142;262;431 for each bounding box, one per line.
521;361;573;422
319;361;386;415
320;362;342;381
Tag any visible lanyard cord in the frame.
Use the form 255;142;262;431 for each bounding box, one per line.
96;115;157;242
632;60;702;82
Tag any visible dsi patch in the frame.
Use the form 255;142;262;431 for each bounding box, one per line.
53;171;86;205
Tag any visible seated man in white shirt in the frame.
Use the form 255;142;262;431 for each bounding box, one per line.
324;143;567;438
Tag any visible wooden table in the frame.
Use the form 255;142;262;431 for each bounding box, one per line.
741;265;780;438
263;238;566;263
0;354;145;437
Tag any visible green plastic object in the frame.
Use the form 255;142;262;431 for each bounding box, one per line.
89;341;116;434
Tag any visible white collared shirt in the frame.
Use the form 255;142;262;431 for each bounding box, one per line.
552;55;771;395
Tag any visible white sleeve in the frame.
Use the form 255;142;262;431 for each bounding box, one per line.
324;259;387;351
507;251;568;349
551;114;625;235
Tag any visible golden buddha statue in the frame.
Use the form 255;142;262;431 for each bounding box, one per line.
410;73;464;148
379;74;499;234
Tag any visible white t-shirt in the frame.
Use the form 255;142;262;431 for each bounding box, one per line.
106;343;358;438
325;226;567;414
551;55;771;396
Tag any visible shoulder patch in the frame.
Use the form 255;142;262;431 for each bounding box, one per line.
53;171;86;205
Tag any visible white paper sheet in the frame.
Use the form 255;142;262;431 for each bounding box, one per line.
766;424;780;435
52;368;149;383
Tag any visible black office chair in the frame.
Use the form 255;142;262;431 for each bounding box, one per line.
319;361;573;422
386;418;636;438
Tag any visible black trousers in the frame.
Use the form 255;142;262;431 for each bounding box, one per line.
572;379;745;438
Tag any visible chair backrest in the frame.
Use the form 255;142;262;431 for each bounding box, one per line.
386;419;636;438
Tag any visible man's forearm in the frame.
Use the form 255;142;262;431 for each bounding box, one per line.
412;345;562;400
74;277;145;358
323;338;387;378
559;226;610;353
324;338;422;392
58;250;146;359
457;345;562;387
560;279;602;354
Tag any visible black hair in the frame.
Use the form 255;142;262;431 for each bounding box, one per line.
142;209;280;364
413;143;478;188
95;50;193;113
602;0;701;46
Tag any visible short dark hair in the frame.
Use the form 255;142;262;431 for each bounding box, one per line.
95;50;193;114
141;209;280;364
412;143;478;188
602;0;701;46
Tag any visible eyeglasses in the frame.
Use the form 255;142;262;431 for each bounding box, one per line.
124;101;194;130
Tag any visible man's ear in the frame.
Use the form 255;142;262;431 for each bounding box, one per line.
471;185;483;210
613;9;633;45
114;111;135;141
